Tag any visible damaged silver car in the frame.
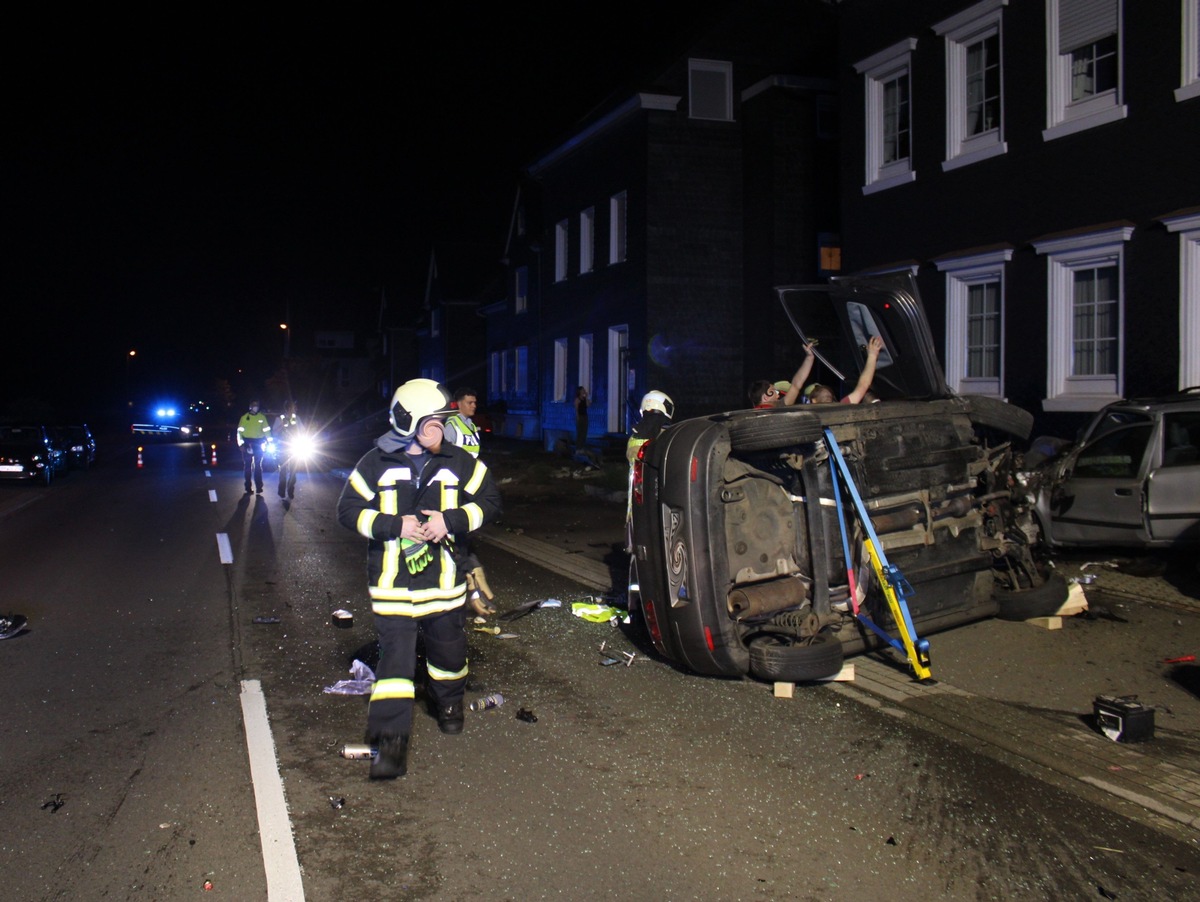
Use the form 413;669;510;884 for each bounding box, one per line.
627;273;1065;682
1020;390;1200;549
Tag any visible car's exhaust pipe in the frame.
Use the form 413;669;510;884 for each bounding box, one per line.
728;576;810;620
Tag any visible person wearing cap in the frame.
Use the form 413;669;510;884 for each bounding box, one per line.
336;378;502;780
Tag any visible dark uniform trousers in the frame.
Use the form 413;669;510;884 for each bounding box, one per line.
369;605;468;738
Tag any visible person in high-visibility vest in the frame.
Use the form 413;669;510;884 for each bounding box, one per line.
236;399;271;494
337;378;502;780
443;387;481;458
443;387;495;616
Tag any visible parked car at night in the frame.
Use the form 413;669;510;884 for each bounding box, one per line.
627;274;1065;682
55;424;97;470
1019;390;1200;549
0;425;68;485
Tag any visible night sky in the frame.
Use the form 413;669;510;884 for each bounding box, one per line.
6;4;729;420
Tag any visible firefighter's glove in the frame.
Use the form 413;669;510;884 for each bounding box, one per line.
400;538;433;575
466;568;497;616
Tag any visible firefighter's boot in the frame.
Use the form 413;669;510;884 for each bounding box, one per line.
368;734;409;780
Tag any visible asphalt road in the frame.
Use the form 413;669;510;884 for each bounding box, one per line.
1;435;1198;901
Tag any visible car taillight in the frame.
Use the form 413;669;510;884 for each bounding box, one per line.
691;456;698;482
632;445;646;506
641;590;663;648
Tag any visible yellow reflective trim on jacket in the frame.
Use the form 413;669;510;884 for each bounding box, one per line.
427;661;469;681
370;592;467;617
348;469;376;502
370;678;415;701
462;502;483;531
464;459;487;495
356;508;380;539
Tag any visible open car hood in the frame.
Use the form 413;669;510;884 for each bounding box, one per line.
776;272;951;401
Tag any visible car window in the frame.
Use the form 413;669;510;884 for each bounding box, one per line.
1072;424;1153;479
1085;410;1151;445
1162;412;1200;467
845;302;896;369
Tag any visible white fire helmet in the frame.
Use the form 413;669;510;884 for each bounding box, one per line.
640;390;674;419
388;379;455;438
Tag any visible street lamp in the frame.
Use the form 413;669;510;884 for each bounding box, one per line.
126;350;137;409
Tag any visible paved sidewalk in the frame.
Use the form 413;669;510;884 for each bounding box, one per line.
828;653;1200;834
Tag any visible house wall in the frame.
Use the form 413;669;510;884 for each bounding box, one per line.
838;0;1200;438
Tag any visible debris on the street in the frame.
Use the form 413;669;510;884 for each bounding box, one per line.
473;625;501;635
1164;655;1196;664
328;796;346;810
340;743;375;760
573;601;622;622
331;608;354;629
598;640;636;666
498;598;556;622
497;633;520;640
323;659;376;695
516;707;538;723
0;614;29;640
252;616;281;624
203;880;214;891
470;693;505;712
1094;694;1156;742
41;794;65;812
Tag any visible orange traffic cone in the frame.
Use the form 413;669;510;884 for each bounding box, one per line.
136;446;144;468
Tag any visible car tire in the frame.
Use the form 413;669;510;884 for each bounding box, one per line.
995;572;1069;621
729;411;821;453
961;394;1034;441
747;631;844;682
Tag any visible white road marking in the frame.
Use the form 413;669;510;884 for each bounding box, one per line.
209;489;218;503
240;680;306;901
216;532;233;564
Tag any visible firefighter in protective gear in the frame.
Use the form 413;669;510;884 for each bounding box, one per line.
442;387;495;615
237;399;271;494
626;391;674;547
337;378;502;780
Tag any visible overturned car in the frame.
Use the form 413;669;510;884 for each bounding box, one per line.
627;274;1065;682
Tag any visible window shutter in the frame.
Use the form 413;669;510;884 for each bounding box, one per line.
1059;0;1118;53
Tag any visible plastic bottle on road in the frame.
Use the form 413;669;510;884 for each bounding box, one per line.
469;693;505;712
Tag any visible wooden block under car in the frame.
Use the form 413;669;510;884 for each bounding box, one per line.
1026;616;1062;630
817;663;856;682
1055;582;1089;616
774;682;794;698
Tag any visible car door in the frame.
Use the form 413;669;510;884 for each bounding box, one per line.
1049;422;1154;545
1146;411;1200;543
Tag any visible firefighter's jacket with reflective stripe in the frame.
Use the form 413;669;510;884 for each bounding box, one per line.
336;442;502;617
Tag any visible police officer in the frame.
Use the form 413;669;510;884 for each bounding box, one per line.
443;387;481;458
443;386;495;616
237;399;271;494
337;379;502;780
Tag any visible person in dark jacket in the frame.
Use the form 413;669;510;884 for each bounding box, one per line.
337;378;502;780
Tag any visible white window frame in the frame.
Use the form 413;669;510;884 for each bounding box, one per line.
515;265;528;314
935;248;1012;397
688;58;733;121
1044;0;1127;141
579;207;594;275
498;350;510;393
578;334;593;396
554;220;568;282
855;39;918;195
936;0;1008;172
1164;212;1200;388
1034;225;1133;411
1179;0;1200;102
553;338;568;402
609;191;627;265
